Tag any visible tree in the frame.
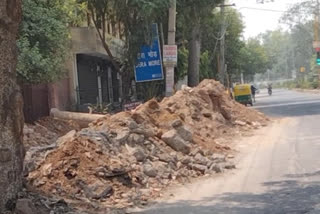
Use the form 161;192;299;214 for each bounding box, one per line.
240;38;269;82
81;0;171;100
281;0;315;27
0;0;24;213
200;7;245;82
177;0;223;87
17;0;70;84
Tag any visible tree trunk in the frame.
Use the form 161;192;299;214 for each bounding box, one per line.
50;108;105;128
0;0;24;213
188;17;201;87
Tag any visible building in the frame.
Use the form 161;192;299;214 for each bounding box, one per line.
23;24;125;122
66;27;124;110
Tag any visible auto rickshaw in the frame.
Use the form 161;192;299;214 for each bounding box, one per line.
233;84;253;106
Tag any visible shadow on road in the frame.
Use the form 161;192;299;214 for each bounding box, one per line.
257;102;320;117
137;177;320;214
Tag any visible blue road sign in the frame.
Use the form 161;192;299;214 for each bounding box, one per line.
135;24;163;82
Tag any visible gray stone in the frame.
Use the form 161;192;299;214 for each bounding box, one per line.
223;162;236;169
171;119;183;128
157;153;173;163
128;120;139;129
133;148;146;162
181;156;192;165
176;125;193;142
129;133;145;144
210;164;223;173
16;199;39;214
211;153;226;163
161;130;191;154
115;129;130;143
194;153;209;165
189;147;203;156
143;164;158;177
91;186;113;200
190;163;207;173
132;127;155;138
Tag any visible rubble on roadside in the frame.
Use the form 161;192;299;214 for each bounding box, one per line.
24;80;268;213
23;117;81;150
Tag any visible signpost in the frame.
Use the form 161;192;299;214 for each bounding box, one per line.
123;101;143;111
134;24;163;82
165;0;177;96
163;45;178;66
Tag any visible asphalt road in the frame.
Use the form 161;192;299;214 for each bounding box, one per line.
133;89;320;214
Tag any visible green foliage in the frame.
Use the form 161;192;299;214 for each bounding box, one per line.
17;0;70;84
112;0;171;65
199;8;246;81
281;1;314;26
257;1;315;83
200;51;211;80
176;46;188;82
60;0;87;26
239;38;269;82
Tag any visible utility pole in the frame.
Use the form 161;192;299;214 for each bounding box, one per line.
317;0;320;84
165;0;176;96
219;0;226;86
218;2;235;87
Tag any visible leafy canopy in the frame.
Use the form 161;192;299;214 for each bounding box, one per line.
17;0;71;84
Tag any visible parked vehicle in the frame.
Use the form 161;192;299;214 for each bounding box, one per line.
234;84;253;106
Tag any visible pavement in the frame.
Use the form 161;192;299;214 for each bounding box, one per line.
132;89;320;214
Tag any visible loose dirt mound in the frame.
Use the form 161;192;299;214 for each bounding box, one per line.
23;117;81;150
26;80;268;212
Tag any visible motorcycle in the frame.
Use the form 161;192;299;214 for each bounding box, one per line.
268;88;272;96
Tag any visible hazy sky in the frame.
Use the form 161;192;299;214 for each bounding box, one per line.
230;0;304;38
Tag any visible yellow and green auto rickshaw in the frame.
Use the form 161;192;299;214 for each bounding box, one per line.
233;84;253;106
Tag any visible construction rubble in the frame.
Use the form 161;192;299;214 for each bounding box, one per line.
23;80;268;213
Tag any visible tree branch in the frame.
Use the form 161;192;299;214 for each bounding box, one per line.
89;5;119;70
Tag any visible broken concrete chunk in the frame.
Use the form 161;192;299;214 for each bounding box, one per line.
209;163;223;173
181;156;192;165
128;133;145;144
176;125;193;142
143;164;158;177
235;120;246;126
91;186;114;200
115;129;130;143
161;130;191;154
133;148;147;162
194;153;209;165
189;163;207;174
171;119;183;128
211;153;226;163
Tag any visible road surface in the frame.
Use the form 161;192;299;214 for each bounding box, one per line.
134;89;320;214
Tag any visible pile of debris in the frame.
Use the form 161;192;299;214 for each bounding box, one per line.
23;117;81;150
25;80;267;213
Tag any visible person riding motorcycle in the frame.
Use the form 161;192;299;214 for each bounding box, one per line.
267;84;272;95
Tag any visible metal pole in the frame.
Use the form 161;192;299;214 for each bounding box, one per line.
317;0;320;85
219;0;226;86
165;0;176;96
